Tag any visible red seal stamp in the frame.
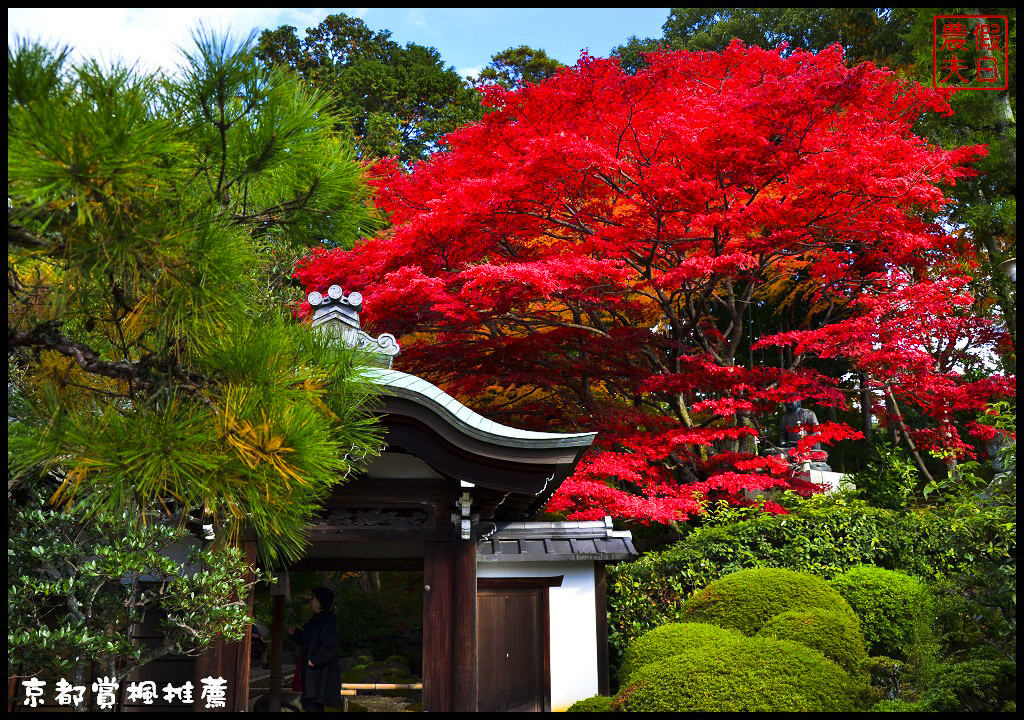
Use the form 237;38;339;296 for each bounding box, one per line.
933;15;1010;90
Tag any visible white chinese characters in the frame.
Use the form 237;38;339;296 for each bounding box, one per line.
20;676;225;708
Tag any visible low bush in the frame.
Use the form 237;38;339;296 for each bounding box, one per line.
856;440;918;510
923;659;1016;712
870;659;1017;712
607;494;918;654
566;695;615;712
617;634;861;712
755;607;868;676
828;565;932;661
680;568;859;636
618;622;744;685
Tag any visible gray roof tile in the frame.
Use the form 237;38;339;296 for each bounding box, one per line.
477;519;638;563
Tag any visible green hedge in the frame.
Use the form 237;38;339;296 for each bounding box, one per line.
618;634;862;712
608;495;916;652
756;607;868;676
829;565;933;661
608;492;1014;659
619;622;744;685
566;694;615;712
680;568;859;637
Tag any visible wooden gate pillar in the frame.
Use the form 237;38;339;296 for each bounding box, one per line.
452;535;478;712
422;542;453;712
422;536;478;712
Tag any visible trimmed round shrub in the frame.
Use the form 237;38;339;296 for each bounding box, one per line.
619;622;744;685
828;565;932;660
566;695;615;712
680;567;859;636
755;607;868;675
617;634;860;712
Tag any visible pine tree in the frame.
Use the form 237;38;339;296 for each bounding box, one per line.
8;29;383;565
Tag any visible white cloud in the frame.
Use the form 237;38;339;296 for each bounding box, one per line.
459;66;482;81
7;8;321;75
403;9;428;29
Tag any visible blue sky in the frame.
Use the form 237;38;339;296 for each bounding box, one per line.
8;8;671;79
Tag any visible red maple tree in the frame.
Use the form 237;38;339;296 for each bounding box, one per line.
296;43;1013;523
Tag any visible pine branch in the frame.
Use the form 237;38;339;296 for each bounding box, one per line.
8;324;207;394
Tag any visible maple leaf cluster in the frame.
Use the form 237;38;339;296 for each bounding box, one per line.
295;42;1013;524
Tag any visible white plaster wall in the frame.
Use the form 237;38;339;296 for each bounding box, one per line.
478;560;598;711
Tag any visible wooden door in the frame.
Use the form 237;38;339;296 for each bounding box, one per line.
477;587;549;712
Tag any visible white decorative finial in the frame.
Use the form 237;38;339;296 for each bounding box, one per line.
308;288;400;368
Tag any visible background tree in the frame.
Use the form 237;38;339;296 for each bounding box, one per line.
468;45;565;90
256;13;483;163
614;8;915;72
295;44;1012;524
7;30;382;565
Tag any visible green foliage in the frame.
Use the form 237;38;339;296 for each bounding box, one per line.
566;694;615;712
872;659;1017;712
680;568;859;636
607;407;1013;710
608;483;1014;657
619;622;744;685
864;655;908;703
7;485;264;686
329;572;423;666
609;492;916;643
922;659;1017;712
613;9;915;74
662;8;912;61
341;655;416;685
7;30;383;566
618;634;861;712
254;570;424;671
756;608;869;676
829;565;933;661
256;13;483;163
855;440;918;510
468;45;565;90
915;403;1016;658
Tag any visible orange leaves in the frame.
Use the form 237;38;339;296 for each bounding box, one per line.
217;387;304;491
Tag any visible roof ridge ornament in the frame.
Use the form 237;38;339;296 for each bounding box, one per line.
309;285;400;368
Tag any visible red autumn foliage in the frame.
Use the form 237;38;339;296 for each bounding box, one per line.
295;42;1013;524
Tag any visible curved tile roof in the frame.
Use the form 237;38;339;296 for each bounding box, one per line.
363;367;596;451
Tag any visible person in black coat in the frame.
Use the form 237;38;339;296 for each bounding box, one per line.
288;587;343;712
